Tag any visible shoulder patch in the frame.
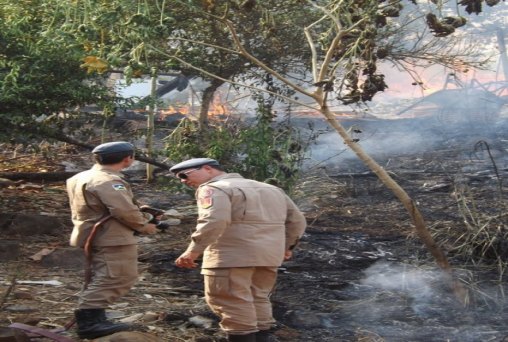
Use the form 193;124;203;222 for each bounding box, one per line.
200;188;214;197
197;186;214;208
112;184;126;191
198;197;213;209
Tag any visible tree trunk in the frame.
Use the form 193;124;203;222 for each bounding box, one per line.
198;79;224;130
319;105;468;303
146;68;157;182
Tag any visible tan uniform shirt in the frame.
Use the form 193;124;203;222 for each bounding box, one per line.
67;164;152;247
186;173;307;268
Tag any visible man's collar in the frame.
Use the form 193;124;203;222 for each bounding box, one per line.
92;164;124;175
206;173;244;183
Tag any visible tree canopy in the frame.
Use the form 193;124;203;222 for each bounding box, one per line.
0;0;505;144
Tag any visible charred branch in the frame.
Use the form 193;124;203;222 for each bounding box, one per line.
0;172;78;182
43;130;172;171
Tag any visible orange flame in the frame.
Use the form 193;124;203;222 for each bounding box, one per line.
158;94;232;120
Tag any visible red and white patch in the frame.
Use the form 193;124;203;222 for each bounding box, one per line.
198;197;213;209
198;187;214;208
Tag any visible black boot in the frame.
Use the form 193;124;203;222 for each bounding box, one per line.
74;308;132;339
256;330;279;342
227;332;256;342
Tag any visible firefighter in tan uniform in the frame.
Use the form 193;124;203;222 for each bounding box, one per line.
171;158;307;342
66;141;158;340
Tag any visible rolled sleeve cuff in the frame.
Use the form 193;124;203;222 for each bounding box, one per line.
286;238;300;251
186;240;207;254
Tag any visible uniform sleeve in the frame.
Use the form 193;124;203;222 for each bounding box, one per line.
284;195;307;251
186;185;232;254
92;179;150;232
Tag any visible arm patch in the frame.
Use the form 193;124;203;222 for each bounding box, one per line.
197;187;214;208
112;184;126;191
198;197;213;209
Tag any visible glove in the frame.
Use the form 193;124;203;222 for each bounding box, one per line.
140;205;165;218
155;221;171;230
140;205;171;231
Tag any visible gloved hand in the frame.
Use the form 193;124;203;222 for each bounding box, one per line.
139;205;165;219
140;205;171;230
154;221;171;230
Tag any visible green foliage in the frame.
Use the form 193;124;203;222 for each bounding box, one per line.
0;0;114;143
1;0;501;147
164;118;237;164
161;116;242;194
234;96;303;191
163;99;308;192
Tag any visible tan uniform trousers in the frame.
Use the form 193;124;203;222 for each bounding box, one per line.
79;245;138;309
202;267;278;334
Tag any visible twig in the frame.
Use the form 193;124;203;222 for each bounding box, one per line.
0;274;17;310
474;140;503;199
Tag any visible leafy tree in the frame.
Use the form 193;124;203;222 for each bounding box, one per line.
0;0;113;143
156;0;316;128
57;0;316;128
1;0;500;145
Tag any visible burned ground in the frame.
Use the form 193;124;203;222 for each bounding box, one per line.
1;116;508;341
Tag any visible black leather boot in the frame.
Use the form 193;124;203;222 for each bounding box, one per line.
74;308;132;339
227;332;256;342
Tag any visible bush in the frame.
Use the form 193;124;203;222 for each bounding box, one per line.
163;98;309;192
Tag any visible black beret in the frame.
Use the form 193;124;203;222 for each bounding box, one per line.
170;158;220;173
92;141;134;155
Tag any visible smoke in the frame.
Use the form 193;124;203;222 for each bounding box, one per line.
299;99;508;174
299;115;454;173
115;72;507;177
360;261;447;315
333;260;508;341
304;125;438;172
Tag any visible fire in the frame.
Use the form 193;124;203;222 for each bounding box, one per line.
160;104;190;115
158;94;232;120
207;97;230;116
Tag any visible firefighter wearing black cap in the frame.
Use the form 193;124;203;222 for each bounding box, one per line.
171;158;307;342
66;141;158;339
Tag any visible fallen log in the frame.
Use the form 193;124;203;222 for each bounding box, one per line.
0;172;78;182
49;133;172;170
4;127;173;171
0;169;169;182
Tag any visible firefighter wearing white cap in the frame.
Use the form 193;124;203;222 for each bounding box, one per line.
171;158;307;342
66;141;158;339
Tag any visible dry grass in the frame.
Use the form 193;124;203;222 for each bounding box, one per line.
436;185;508;274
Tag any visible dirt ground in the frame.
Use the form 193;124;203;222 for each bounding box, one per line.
2;116;508;341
